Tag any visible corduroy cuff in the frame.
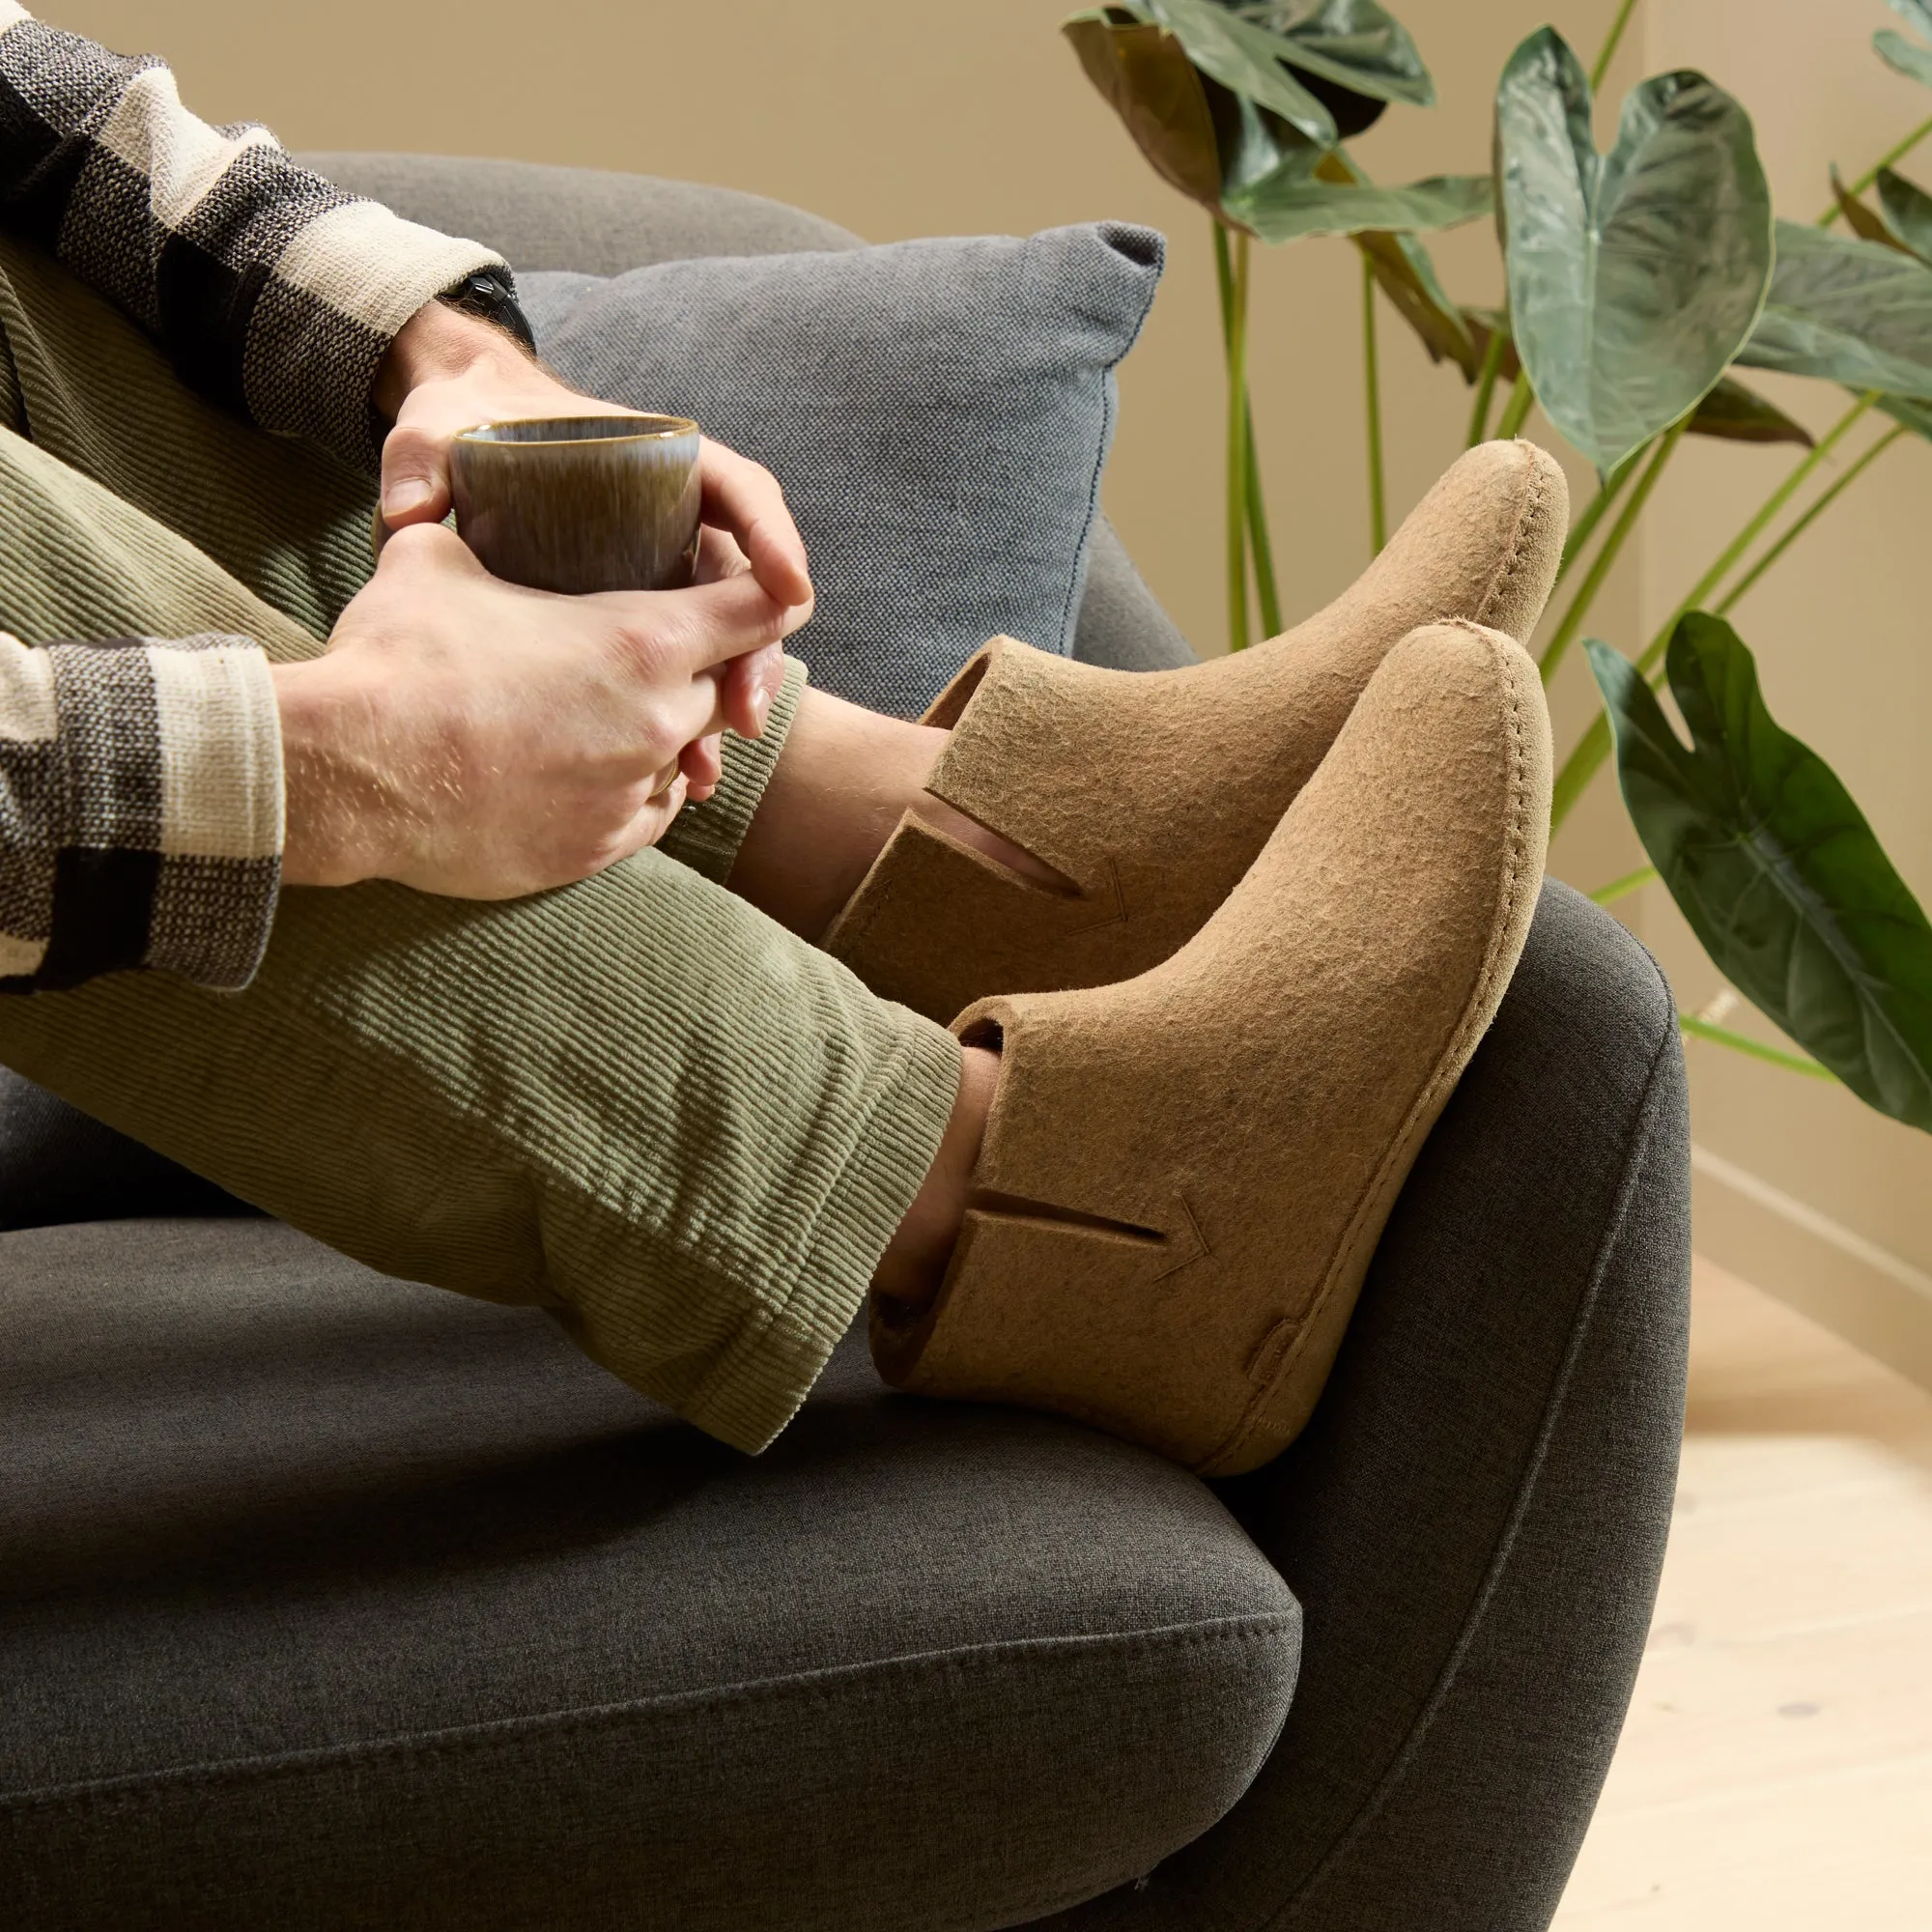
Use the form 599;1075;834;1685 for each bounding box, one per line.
658;654;809;885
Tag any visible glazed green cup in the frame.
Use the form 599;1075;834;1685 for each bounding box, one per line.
448;413;703;594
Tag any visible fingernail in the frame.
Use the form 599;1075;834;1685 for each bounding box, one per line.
384;479;434;518
748;682;773;737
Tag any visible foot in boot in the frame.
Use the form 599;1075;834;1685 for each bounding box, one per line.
825;440;1564;1023
871;620;1552;1477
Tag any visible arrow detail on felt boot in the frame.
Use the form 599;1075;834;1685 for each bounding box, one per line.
871;620;1554;1477
825;440;1567;1024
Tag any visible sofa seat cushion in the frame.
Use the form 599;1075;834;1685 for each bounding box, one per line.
0;1218;1299;1932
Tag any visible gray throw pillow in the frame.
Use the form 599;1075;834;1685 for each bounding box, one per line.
519;222;1163;719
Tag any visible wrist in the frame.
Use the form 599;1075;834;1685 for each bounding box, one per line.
272;660;397;888
374;299;532;421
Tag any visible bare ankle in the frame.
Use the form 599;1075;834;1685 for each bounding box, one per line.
727;686;1067;941
726;687;949;941
872;1044;999;1311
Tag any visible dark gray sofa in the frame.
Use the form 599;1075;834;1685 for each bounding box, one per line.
0;156;1692;1931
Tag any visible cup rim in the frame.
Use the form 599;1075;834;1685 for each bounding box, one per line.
454;413;699;447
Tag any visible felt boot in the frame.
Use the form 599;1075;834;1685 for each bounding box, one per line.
824;440;1564;1022
872;620;1552;1476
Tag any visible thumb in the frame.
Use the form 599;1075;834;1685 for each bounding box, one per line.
379;421;454;530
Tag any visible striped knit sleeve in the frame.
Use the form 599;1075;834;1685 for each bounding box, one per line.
0;4;508;470
0;632;282;993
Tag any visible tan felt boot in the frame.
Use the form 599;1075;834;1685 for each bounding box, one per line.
872;621;1552;1477
825;440;1564;1022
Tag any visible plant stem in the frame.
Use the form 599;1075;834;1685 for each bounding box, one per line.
1590;0;1641;90
1243;406;1285;638
1215;222;1252;653
1540;422;1686;683
1717;423;1908;614
1679;1014;1837;1080
1493;368;1536;440
1818;112;1932;225
1214;223;1283;639
1467;327;1508;448
1592;865;1659;906
1634;392;1877;676
1555;446;1643;585
1363;254;1387;554
1549;393;1881;831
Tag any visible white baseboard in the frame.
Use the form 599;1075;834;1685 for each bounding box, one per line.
1691;1145;1932;1395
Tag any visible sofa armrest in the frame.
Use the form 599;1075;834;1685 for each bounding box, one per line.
1042;880;1691;1932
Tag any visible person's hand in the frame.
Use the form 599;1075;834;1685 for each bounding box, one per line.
371;301;813;776
272;522;807;897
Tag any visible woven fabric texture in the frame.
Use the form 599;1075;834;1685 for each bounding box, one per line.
0;1217;1301;1932
297;152;1199;680
519;222;1164;718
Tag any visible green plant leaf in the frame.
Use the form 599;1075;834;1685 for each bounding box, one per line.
1686;375;1815;446
1878;165;1932;261
1879;0;1932;83
1877;28;1932;88
1307;144;1480;374
1459;305;1519;385
1738;220;1932;396
1139;0;1339;142
1226;0;1435;110
1348;231;1477;373
1832;166;1911;251
1588;617;1932;1131
1876;387;1932;438
1495;28;1774;473
1065;12;1227;213
1224;169;1490;242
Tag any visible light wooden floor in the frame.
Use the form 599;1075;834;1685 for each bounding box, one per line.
1553;1262;1932;1928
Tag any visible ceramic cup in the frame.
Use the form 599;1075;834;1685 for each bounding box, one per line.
448;413;703;595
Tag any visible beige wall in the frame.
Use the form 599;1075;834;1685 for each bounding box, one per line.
41;1;1932;1358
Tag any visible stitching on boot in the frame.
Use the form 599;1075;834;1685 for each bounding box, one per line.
1473;445;1550;630
1208;630;1538;1473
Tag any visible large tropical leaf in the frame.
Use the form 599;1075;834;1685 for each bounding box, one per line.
1832;167;1910;251
1878;166;1932;262
1877;387;1932;439
1140;0;1340;142
1877;31;1932;87
1065;12;1226;211
1738;220;1932;396
1063;1;1438;227
1354;232;1478;373
1430;318;1804;444
1226;0;1433;115
1494;29;1774;473
1877;0;1932;87
1687;375;1815;446
1224;168;1490;242
1589;617;1932;1130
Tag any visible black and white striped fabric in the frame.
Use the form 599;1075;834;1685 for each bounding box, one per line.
0;632;280;990
0;4;511;992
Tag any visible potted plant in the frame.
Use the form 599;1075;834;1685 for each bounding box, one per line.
1065;0;1932;1133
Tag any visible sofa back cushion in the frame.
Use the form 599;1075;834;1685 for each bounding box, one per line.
519;223;1163;717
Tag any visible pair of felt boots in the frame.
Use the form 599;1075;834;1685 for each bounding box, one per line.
822;440;1569;1478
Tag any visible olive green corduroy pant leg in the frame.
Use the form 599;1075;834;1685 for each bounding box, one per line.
0;236;962;1454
